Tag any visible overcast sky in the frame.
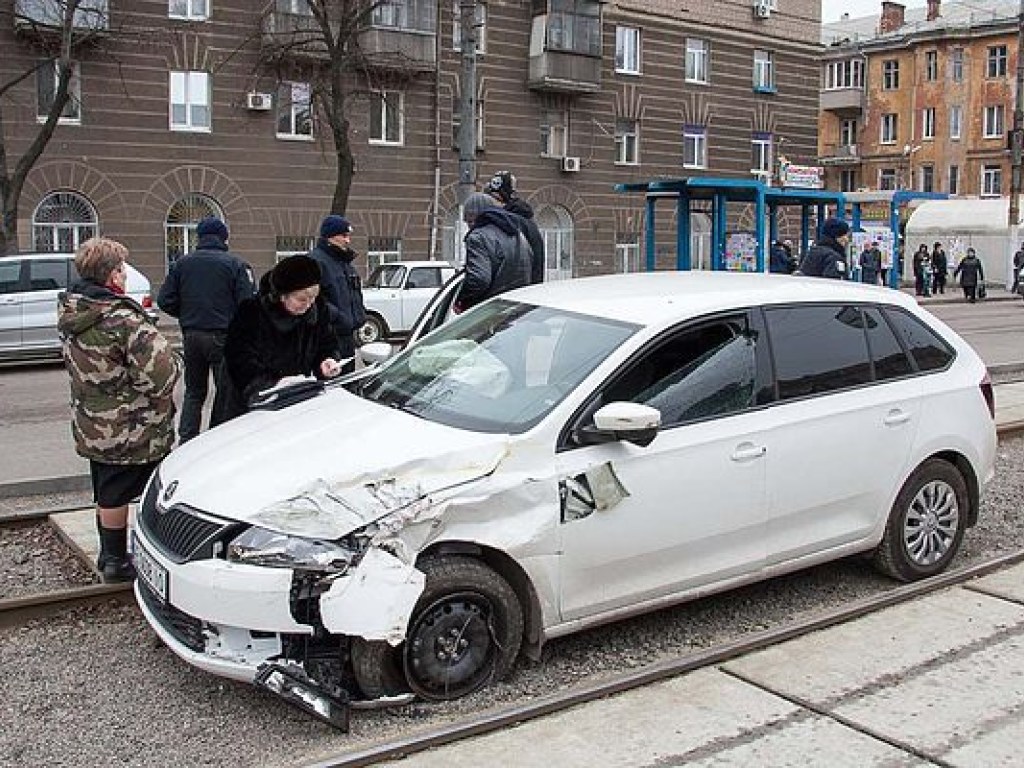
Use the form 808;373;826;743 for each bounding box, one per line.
822;0;928;24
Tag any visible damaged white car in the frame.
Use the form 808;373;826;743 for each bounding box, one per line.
132;272;996;718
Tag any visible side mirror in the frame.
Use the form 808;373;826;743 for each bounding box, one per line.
357;341;394;367
576;402;661;447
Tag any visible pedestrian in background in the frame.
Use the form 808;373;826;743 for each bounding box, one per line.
214;255;344;423
931;241;948;295
769;240;796;274
953;247;985;303
859;240;882;285
308;215;365;373
485;170;546;284
157;216;254;443
796;217;850;279
58;237;181;582
456;192;532;310
1012;241;1024;295
913;244;931;296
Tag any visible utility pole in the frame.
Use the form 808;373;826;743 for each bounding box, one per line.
1008;0;1024;228
457;0;478;208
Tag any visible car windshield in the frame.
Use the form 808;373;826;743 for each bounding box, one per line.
366;264;406;289
359;299;639;433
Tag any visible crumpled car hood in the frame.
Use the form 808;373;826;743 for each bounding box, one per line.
158;387;509;538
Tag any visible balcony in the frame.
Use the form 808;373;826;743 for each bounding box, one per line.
819;143;862;166
14;0;109;36
820;87;864;115
261;11;329;61
356;26;436;72
527;11;602;93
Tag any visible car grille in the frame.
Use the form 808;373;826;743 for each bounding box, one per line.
138;481;238;563
137;580;204;652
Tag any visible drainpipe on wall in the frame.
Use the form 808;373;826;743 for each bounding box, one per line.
429;3;443;261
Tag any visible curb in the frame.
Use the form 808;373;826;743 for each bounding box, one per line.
0;474;91;500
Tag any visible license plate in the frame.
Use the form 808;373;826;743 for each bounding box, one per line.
132;532;168;602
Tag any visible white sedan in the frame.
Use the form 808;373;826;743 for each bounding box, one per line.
132;271;996;710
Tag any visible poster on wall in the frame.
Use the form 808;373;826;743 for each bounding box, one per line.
852;228;895;270
725;232;758;272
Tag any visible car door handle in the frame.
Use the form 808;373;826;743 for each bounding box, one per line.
731;443;766;462
883;410;911;426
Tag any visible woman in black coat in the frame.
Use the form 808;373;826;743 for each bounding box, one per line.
953;248;985;304
212;255;344;424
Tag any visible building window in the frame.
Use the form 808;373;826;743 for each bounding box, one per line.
879;168;897;191
370;90;403;145
36;60;81;123
751;132;772;178
373;0;436;32
615;119;638;164
169;71;211;132
924;50;937;81
949;105;962;140
981;165;1002;197
615;26;640;74
882;59;899;90
616;234;640;273
537;205;574;281
544;0;601;57
839;169;857;192
753;50;774;91
32;191;97;252
988;45;1008;78
276;81;312;139
165;194;223;270
984;105;1004;138
921;107;935;140
452;0;486;53
540;110;568;158
824;59;863;89
683;125;707;169
951;48;964;82
948;165;959;195
367;237;402;273
880;113;897;144
275;235;315;262
452;95;485;149
168;0;209;20
685;38;708;84
840;118;857;147
919;164;934;193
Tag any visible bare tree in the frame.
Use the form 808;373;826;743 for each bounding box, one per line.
260;0;436;215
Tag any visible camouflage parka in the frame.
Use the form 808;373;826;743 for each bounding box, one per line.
58;278;181;464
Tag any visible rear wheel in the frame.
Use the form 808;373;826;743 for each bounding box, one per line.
351;556;523;701
873;458;967;582
357;315;387;345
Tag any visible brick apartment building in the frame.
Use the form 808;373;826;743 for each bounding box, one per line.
819;0;1018;199
3;0;822;287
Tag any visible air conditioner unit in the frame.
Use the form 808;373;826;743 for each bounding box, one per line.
753;0;771;18
561;156;581;173
246;92;273;111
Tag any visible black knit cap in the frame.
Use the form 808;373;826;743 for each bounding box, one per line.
271;254;321;295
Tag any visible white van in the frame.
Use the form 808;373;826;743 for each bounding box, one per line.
0;252;156;362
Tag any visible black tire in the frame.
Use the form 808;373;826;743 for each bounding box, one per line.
351;556;524;702
357;315;387;345
873;458;968;582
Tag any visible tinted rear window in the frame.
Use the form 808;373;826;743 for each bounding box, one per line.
862;306;914;380
882;307;954;372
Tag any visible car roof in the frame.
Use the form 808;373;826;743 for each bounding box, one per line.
504;272;920;327
378;260;454;269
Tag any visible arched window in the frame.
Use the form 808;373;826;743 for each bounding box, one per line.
32;191;97;252
536;205;574;281
165;194;223;271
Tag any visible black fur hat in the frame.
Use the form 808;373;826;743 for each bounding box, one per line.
271;254;321;295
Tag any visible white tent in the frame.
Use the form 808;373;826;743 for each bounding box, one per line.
905;197;1021;288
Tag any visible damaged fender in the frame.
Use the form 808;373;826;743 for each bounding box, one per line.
319;547;425;645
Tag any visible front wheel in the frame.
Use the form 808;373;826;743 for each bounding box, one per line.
351;556;523;702
873;458;968;582
357;315;387;345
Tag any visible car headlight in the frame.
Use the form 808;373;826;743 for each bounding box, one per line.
227;527;358;574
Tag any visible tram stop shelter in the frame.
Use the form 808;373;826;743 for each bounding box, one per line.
614;177;846;274
845;190;948;288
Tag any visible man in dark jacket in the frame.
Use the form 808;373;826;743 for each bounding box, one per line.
456;192;532;310
308;214;366;372
859;240;882;285
157;216;253;442
797;217;850;279
769;240;796;274
485;170;545;284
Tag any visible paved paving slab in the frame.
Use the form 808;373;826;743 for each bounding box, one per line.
969;561;1024;602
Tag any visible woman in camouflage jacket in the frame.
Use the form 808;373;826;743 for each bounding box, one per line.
58;237;181;582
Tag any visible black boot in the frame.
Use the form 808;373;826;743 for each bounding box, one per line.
97;525;135;583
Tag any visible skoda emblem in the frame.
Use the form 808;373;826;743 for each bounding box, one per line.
162;480;179;505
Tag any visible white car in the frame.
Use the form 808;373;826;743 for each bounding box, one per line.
0;251;157;361
132;272;996;711
359;260;457;344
